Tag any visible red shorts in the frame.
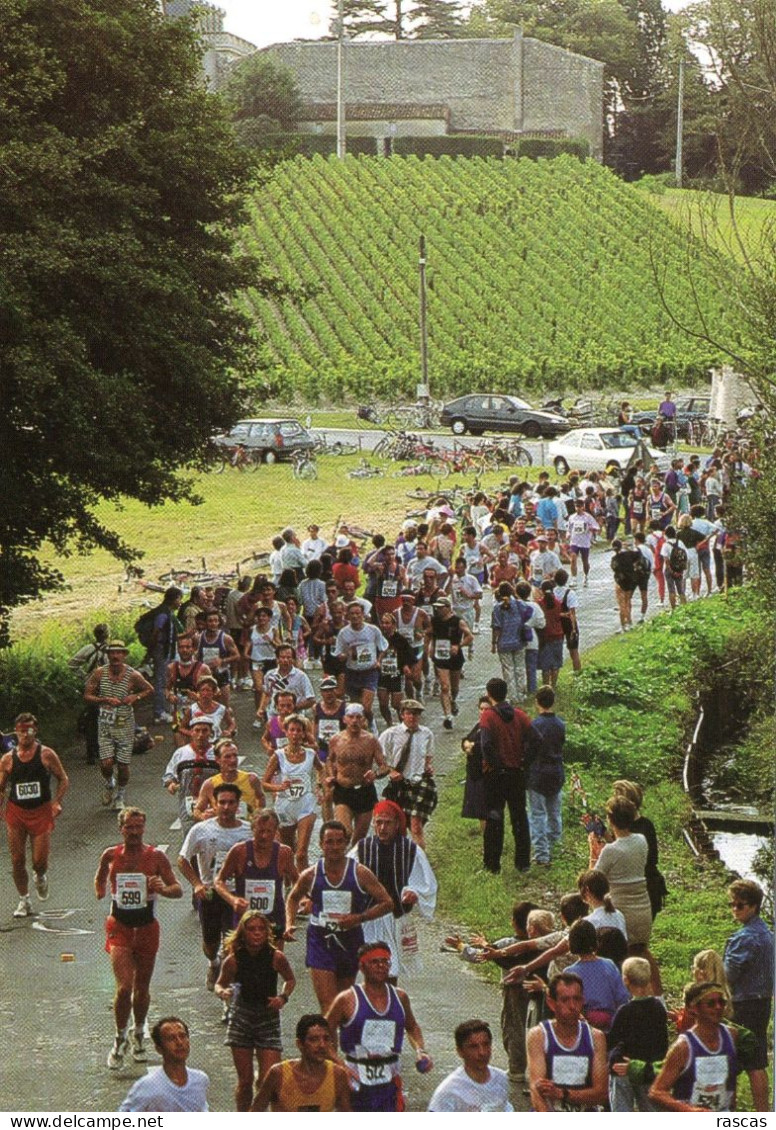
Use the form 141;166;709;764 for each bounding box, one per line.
5;801;54;836
105;916;160;958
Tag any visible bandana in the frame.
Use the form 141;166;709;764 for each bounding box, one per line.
373;799;407;835
359;945;391;967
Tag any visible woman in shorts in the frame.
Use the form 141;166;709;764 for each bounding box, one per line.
262;714;323;872
426;597;473;730
216;911;295;1111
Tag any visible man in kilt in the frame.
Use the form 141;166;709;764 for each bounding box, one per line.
378;700;437;849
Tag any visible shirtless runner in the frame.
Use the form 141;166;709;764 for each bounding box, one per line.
326;704;388;844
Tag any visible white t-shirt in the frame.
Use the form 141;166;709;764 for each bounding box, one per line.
119;1067;210;1112
179;817;252;883
428;1065;513;1112
334;624;388;670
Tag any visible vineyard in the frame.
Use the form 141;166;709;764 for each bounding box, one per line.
237;155;733;401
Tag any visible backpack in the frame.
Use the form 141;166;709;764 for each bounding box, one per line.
668;540;688;575
632;550;652;585
134;604;164;649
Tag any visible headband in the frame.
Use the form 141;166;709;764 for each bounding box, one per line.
373;799;407;835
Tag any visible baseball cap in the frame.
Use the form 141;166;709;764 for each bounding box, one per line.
335;534;350;547
319;677;338;691
106;640;129;652
433;596;451;608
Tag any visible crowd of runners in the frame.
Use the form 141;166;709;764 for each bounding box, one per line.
1;431;770;1113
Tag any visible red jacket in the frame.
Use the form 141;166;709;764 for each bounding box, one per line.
480;702;530;771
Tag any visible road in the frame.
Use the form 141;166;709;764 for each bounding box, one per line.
0;547;659;1113
313;425;553;466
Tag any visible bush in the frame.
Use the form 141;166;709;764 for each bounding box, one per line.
512;136;589;160
393;135;505;158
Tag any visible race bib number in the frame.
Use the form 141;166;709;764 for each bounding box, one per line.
115;873;148;910
351;645;373;670
434;639;451;660
381;579;398;598
15;780;42;802
321;888;351;925
361;1019;396;1057
650;504;663;519
201;646;220;664
245;879;275;913
99;706;118;726
286;777;307;800
317;718;340;741
356;1060;390;1086
552;1055;589;1087
691;1056;729;1111
184;795;196;816
632;500;645;517
381;653;398;677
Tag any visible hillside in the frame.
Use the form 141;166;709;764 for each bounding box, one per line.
649;187;776;264
238;155;732;401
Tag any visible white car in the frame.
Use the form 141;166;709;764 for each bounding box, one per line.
548;428;671;477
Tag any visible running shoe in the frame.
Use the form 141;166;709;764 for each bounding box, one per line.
206;957;220;992
130;1031;147;1063
101;780;115;807
35;872;49;901
153;712;174;724
13;896;33;918
112;794;125;812
443;717;453;730
107;1035;129;1070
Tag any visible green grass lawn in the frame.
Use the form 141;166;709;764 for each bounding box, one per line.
651;188;776;263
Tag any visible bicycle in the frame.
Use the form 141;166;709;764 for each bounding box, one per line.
347;458;385;479
214;444;261;473
312;432;359;456
291;449;318;480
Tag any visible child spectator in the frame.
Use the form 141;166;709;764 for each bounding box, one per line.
607;956;668;1111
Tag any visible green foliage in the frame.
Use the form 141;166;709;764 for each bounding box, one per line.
393;135;505;158
0;0;263;645
221;55;303;132
514;136;590;159
239;154;731;402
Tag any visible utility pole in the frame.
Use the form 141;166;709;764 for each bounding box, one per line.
418;234;429;399
675;55;684;189
336;0;346;159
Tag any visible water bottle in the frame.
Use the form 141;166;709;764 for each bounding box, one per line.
415;1053;432;1074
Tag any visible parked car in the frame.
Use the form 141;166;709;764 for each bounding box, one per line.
439;394;570;438
548;428;671;476
630;396;710;439
211;418;315;464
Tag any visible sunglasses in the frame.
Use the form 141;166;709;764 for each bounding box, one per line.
700;997;727;1007
729;901;751;909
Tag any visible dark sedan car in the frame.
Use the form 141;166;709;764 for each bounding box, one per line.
439;394;570;438
630;397;710;439
211;418;315;464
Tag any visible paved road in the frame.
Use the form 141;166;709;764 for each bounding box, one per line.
0;547;660;1113
313;425;553;466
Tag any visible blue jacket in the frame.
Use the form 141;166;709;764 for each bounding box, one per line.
724;915;774;1000
491;597;532;652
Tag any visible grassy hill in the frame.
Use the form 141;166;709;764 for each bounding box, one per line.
237;154;732;401
650;187;776;263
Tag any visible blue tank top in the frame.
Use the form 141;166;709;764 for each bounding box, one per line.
234;840;285;933
673;1026;737;1111
542;1019;595;1109
310;857;370;932
340;984;406;1087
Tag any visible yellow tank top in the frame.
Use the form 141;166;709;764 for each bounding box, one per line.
210;770;256;818
278;1059;336;1112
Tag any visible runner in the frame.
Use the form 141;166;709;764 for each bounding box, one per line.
195;609;240;706
376;612;417;727
162;717;218;835
333;602;388;726
118;1017;209;1112
251;1013;352;1112
0;713;69;917
379;701;437;849
179;674;236;743
192;738;265;823
94;807;182;1069
326;704;389;844
650;981;743;1111
257;644;315;720
286;821;393;1012
395;591;429;701
214;809;298;939
351;799;438;980
262;713;325;872
428;1019;512;1111
84;640;153;811
166;635;207;746
214;911;296;1110
526;972;608;1111
177;782;253;990
326;941;432;1112
425;596;472;729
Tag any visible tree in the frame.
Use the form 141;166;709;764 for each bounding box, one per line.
411;0;466;38
0;0;262;645
330;0;392;38
333;0;464;40
222;55;303;134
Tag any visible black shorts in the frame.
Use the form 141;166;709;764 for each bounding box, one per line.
732;998;771;1069
332;781;378;815
197;890;233;950
322;654;347;677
